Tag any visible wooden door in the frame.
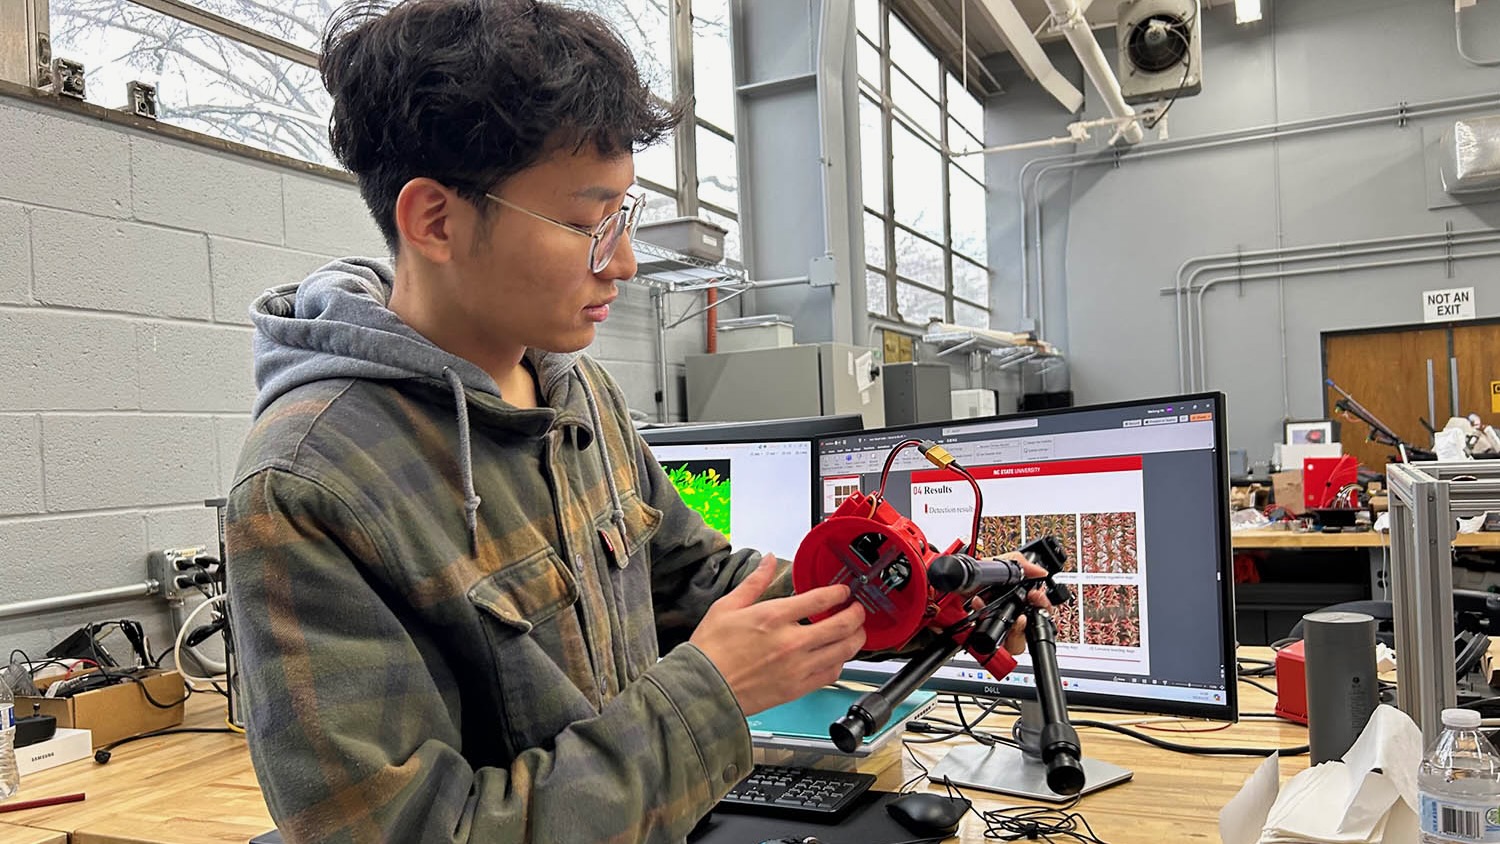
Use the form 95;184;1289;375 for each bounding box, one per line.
1453;322;1500;421
1323;327;1451;472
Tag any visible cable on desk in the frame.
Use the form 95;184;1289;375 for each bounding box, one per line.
1240;677;1278;696
93;726;238;765
1071;719;1308;757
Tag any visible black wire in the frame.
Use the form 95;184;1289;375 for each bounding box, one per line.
1072;719;1308;757
1240;677;1277;696
114;673;193;710
152;645;176;669
94;727;237;764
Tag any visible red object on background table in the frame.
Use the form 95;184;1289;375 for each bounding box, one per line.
0;791;86;813
1303;456;1359;511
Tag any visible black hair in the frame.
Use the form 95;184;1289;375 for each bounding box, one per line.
320;0;681;251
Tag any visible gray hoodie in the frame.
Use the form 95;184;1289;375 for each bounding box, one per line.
250;256;627;554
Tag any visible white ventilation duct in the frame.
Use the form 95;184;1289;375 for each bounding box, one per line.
975;0;1086;112
1041;0;1145;144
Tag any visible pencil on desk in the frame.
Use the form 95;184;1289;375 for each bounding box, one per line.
0;792;86;813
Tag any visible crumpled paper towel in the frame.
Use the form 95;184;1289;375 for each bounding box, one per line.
1220;705;1423;844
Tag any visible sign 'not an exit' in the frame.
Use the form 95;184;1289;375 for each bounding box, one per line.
1423;286;1477;323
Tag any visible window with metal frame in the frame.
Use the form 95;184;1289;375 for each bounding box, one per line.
31;0;746;237
856;0;992;330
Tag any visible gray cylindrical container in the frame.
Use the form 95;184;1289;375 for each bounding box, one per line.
1303;611;1380;764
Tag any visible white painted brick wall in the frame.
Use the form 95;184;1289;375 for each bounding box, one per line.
0;201;30;305
135;323;256;413
0;310;140;411
282;173;389;256
131;136;286;243
209;238;330;326
0;92;697;657
0;99;131;218
30;209;213;319
0;415;43;516
40;415;221;511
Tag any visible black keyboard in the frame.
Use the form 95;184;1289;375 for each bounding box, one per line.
714;765;877;821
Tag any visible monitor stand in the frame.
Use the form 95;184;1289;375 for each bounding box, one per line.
927;702;1133;802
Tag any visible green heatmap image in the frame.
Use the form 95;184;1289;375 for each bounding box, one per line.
666;460;732;540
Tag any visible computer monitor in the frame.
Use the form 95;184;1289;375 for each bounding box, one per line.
646;438;815;561
814;393;1235;798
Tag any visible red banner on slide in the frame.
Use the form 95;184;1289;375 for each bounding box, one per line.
911;456;1142;485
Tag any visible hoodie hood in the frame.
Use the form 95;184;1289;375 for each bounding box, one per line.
248;257;626;555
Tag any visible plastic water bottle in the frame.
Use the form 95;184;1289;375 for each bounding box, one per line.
1420;708;1500;843
0;679;18;800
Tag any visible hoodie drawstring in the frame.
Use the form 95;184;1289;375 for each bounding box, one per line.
443;367;483;555
580;368;630;550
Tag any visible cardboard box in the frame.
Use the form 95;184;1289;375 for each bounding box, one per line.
17;670;185;750
16;728;93;775
1272;470;1305;515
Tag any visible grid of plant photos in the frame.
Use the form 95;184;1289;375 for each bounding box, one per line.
974;511;1142;648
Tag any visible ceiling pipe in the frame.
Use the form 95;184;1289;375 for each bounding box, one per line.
1040;0;1145;145
975;0;1085;112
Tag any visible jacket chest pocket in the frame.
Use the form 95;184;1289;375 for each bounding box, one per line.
467;545;595;753
595;490;663;680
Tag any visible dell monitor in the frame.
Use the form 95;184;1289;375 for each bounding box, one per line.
814;393;1235;799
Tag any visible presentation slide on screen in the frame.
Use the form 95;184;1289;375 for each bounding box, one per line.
909;456;1151;676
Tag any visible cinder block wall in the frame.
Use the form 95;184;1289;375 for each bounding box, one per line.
0;93;702;659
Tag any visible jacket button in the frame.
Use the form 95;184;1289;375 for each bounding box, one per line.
722;764;740;783
573;554;585;573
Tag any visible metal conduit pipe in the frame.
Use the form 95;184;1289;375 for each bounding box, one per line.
1188;247;1500;390
1013;91;1500;337
0;581;159;621
1017;89;1500;302
1172;229;1500;389
1026;96;1500;337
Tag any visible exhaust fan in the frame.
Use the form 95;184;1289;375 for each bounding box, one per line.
1117;0;1202;106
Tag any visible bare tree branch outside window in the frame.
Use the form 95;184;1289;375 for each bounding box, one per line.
49;0;674;167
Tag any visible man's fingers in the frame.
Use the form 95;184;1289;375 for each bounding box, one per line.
1004;613;1029;655
800;600;867;649
768;583;853;621
718;555;779;611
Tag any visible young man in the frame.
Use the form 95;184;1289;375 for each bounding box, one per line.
227;1;1041;841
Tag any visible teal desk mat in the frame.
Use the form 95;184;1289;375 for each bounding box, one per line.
746;687;937;745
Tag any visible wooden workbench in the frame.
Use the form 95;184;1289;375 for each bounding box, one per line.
0;666;1305;844
0;824;65;844
0;695;271;844
1232;526;1500;549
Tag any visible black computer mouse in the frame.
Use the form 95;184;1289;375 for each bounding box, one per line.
885;792;971;837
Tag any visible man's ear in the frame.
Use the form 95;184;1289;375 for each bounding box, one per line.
394;178;470;264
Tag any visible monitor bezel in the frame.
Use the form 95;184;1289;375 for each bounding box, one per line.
637;413;863;446
818;392;1239;723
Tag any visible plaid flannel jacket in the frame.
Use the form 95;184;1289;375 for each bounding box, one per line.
226;354;778;843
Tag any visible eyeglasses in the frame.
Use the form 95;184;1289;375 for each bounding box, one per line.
484;188;646;274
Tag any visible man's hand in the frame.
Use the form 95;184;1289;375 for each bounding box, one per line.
990;552;1052;656
691;555;867;716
